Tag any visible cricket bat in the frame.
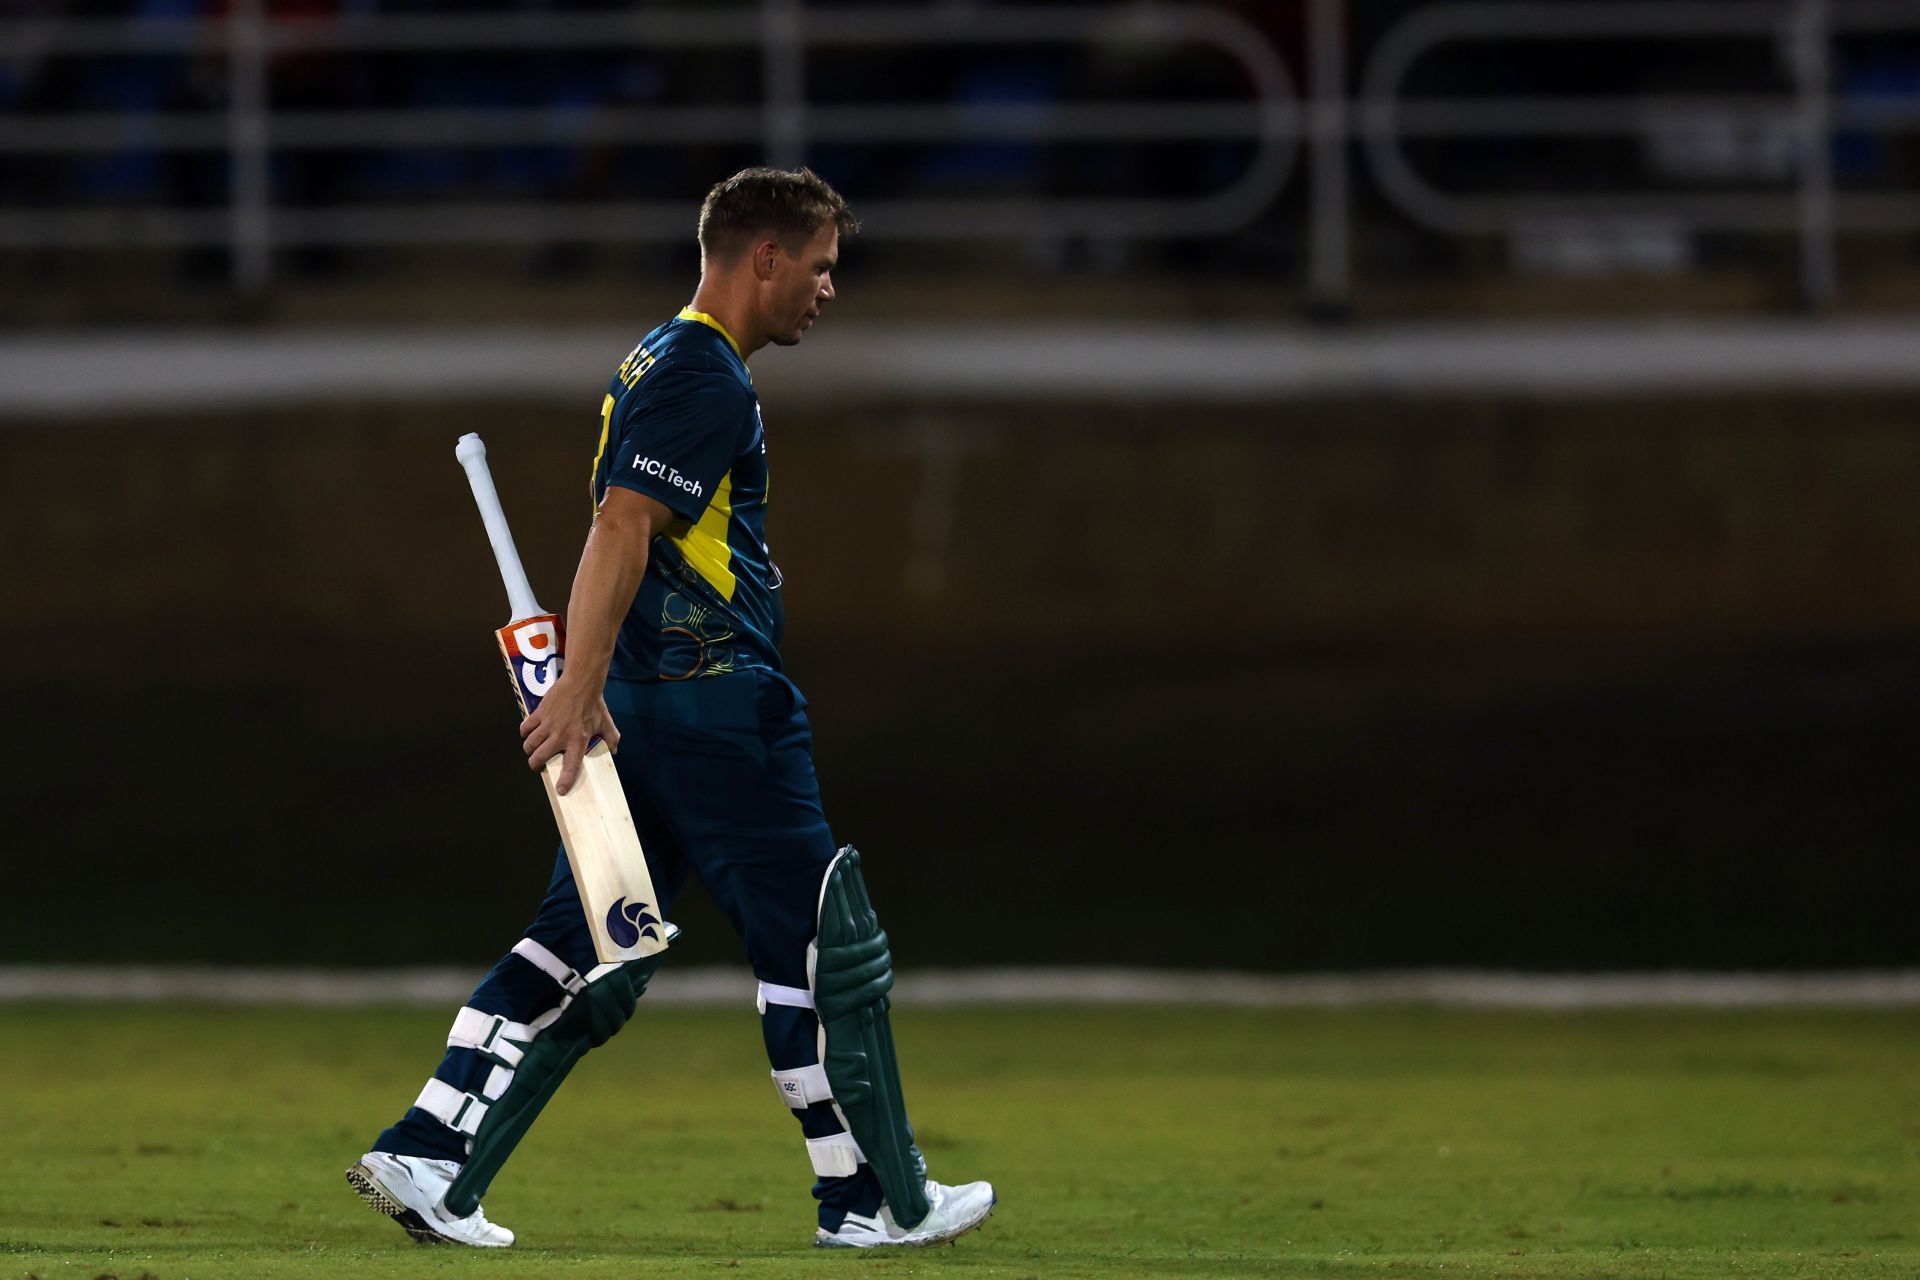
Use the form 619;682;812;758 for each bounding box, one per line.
454;432;669;964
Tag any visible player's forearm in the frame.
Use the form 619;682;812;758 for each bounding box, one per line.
560;507;651;689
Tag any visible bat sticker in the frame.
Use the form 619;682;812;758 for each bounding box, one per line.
496;615;566;715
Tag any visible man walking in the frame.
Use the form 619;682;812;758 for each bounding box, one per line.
346;167;995;1251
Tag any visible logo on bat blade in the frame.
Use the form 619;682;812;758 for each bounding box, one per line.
498;617;566;713
518;654;562;699
606;898;661;949
508;618;560;660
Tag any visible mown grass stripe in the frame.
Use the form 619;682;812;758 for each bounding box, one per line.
2;965;1918;1007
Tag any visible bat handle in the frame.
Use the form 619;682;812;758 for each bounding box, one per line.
455;433;544;622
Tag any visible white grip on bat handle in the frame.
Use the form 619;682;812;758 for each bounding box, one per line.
455;433;543;622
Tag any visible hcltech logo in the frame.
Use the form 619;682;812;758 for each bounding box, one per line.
632;456;704;499
606;898;662;948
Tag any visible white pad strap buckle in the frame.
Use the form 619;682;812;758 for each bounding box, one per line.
756;980;815;1015
805;1131;865;1178
771;1064;832;1109
415;1078;489;1137
513;937;585;994
447;1006;535;1067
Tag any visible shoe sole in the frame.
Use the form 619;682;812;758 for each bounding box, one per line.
345;1162;468;1247
814;1191;996;1249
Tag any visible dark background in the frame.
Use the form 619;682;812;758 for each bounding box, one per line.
8;388;1917;970
4;0;1919;970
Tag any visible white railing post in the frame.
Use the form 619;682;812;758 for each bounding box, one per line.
1308;0;1350;314
226;0;271;292
1790;0;1837;307
762;0;806;169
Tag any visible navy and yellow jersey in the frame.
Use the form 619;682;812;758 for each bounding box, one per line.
593;308;783;681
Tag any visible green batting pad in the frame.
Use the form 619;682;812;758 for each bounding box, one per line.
443;946;668;1219
815;847;931;1227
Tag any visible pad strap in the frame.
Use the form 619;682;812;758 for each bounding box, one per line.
513;938;585;994
447;1007;536;1068
771;1064;832;1109
415;1078;489;1137
806;1131;865;1178
757;980;815;1013
483;1064;515;1102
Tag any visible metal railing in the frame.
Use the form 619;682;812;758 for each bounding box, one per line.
1358;0;1920;306
0;0;1915;306
0;1;1295;291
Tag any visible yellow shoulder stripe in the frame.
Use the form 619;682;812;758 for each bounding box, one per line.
668;470;736;601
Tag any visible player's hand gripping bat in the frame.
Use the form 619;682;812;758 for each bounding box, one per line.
455;433;669;964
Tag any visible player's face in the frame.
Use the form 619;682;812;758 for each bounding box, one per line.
765;225;839;348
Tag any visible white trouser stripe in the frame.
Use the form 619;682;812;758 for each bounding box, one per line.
415;1078;488;1136
512;938;584;993
756;980;814;1013
806;1131;864;1178
771;1064;832;1109
447;1006;535;1067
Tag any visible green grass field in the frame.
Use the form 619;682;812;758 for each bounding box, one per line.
3;1003;1917;1279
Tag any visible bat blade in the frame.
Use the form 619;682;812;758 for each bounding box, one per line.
543;743;670;960
459;432;668;966
493;615;667;964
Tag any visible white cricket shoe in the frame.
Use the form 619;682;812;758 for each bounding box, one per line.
814;1179;996;1249
346;1151;514;1248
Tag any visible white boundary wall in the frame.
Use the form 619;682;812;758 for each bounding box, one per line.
6;319;1920;417
4;967;1918;1009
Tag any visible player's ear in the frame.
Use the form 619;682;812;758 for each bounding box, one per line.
753;238;781;281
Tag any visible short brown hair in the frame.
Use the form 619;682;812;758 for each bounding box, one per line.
697;167;858;261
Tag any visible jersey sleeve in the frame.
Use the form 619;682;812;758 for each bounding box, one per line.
603;366;752;523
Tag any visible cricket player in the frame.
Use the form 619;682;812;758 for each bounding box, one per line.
346;168;995;1250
